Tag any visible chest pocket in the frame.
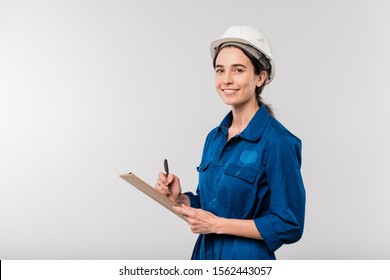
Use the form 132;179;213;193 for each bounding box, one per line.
224;164;258;184
220;163;261;217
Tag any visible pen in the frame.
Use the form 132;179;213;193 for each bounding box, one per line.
164;159;171;194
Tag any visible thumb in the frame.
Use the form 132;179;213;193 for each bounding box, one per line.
173;204;192;216
167;173;175;184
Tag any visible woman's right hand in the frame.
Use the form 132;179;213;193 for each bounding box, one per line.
154;172;182;202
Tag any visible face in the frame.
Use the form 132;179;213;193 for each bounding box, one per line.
214;46;266;108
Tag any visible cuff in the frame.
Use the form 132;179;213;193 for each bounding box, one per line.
184;191;200;208
254;216;283;252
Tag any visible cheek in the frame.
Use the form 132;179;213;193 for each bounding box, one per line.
215;75;222;87
242;76;258;89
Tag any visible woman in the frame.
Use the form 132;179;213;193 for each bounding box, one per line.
155;26;305;260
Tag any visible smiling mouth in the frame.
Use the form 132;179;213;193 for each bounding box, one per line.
222;89;239;94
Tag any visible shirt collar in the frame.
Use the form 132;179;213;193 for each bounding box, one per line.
219;105;270;141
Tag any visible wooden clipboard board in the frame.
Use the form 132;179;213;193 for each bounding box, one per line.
119;173;186;221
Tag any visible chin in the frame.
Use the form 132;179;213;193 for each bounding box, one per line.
219;98;235;106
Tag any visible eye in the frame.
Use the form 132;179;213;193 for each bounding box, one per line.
235;68;244;73
215;68;224;74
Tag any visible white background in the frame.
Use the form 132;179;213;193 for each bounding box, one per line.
0;0;389;259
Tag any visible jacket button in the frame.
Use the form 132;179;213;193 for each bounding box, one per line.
235;170;241;176
218;160;224;166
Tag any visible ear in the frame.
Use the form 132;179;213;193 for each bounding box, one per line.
256;71;268;87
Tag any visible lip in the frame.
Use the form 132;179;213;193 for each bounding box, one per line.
221;88;239;95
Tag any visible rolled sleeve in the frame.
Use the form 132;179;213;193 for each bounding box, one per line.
254;215;284;252
184;191;201;208
256;134;306;252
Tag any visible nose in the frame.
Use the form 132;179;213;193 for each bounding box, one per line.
222;72;233;85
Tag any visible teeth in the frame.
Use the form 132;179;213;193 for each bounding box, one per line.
224;89;237;93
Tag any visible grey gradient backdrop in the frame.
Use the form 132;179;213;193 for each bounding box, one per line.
1;0;389;259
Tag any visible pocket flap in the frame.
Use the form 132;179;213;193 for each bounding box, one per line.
196;160;211;172
224;164;259;184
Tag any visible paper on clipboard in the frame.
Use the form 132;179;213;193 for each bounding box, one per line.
119;173;186;221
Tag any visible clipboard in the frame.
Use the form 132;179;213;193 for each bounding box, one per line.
119;173;186;221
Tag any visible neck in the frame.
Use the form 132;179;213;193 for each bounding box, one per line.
231;102;260;128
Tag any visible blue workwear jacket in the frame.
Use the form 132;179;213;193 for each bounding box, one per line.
185;105;306;260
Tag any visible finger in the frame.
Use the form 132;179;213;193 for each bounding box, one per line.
155;180;169;195
155;186;165;195
158;172;169;184
167;173;174;185
157;172;169;189
179;204;196;214
173;204;194;217
168;173;180;185
173;206;191;223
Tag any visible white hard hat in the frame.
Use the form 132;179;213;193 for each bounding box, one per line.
210;25;275;84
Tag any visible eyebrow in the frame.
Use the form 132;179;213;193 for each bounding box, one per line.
215;64;247;68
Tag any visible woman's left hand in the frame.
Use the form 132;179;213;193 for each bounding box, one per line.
173;204;222;234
